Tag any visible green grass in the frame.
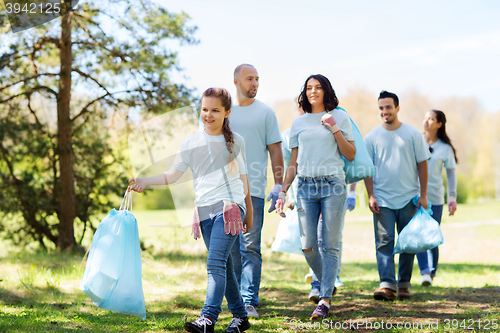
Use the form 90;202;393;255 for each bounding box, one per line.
1;200;500;332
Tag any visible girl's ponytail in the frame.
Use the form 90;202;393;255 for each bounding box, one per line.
222;118;239;176
433;110;458;163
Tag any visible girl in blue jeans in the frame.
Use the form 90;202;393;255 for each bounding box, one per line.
276;74;356;320
129;88;253;333
417;110;458;286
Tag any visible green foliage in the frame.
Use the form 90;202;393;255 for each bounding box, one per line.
133;189;175;210
0;0;198;249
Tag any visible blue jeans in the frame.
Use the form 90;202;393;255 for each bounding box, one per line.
231;196;265;307
373;200;417;291
416;204;443;277
311;196;345;291
199;202;247;322
297;176;347;300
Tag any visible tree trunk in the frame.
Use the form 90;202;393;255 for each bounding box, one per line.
57;3;76;250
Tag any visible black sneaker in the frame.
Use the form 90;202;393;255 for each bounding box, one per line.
225;316;251;333
184;314;214;333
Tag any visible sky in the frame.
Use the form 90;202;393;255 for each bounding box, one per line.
155;0;500;112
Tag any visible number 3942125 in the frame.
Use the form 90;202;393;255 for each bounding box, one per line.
5;2;61;15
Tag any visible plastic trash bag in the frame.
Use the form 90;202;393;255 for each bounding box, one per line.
80;190;146;320
393;198;444;255
337;107;376;184
271;208;303;255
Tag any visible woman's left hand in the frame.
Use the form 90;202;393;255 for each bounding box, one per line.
321;113;340;133
448;201;457;216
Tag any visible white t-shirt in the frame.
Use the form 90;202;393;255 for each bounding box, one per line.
289;108;354;179
426;137;457;205
229;99;282;199
173;131;247;211
364;123;430;210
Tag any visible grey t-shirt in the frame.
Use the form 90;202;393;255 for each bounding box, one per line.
426;137;457;205
229;99;282;199
364;123;430;210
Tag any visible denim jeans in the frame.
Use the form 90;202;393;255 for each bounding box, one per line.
373;200;417;291
310;193;345;291
296;176;347;300
231;196;265;307
199;202;247;322
416;204;443;277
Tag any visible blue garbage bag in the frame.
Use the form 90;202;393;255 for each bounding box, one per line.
393;197;444;255
336;107;375;184
271;208;303;255
80;190;146;320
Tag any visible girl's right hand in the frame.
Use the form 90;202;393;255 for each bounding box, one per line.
128;177;146;193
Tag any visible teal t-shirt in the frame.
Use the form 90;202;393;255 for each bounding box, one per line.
289;108;354;179
364;123;430;210
426;137;457;205
229;99;282;199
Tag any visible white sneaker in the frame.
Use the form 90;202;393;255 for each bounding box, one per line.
245;304;259;318
334;277;344;288
420;274;433;287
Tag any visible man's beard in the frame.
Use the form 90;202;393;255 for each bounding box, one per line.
245;90;257;98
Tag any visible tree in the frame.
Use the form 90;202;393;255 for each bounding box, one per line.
0;0;197;250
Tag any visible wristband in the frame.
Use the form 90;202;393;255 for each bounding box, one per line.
330;124;340;134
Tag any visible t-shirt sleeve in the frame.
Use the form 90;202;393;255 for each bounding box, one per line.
172;139;189;172
444;145;457;169
414;130;431;163
282;131;291;166
234;136;247;175
364;132;375;163
289;122;299;149
338;113;354;141
265;108;282;145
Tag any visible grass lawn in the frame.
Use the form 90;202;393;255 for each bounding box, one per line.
1;200;499;332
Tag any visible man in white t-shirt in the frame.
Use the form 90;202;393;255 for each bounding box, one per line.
229;64;283;318
363;91;430;301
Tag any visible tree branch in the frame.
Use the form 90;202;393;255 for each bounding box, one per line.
0;86;58;104
0;73;58;92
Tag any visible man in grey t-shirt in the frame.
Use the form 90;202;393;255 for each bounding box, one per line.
364;91;430;301
229;64;283;318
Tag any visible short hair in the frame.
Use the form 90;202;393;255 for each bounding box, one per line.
234;64;255;79
378;91;399;107
298;74;339;113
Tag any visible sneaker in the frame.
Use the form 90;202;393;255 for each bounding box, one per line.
397;288;411;300
311;300;330;320
184;314;214;333
373;288;396;301
245;304;259;318
308;288;320;304
305;272;313;283
420;274;433;287
225;316;251;333
334;276;344;288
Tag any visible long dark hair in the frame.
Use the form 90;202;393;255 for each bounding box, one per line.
298;74;339;113
432;109;458;163
201;87;238;175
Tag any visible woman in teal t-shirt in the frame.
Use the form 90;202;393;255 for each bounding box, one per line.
276;74;356;320
417;110;458;287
